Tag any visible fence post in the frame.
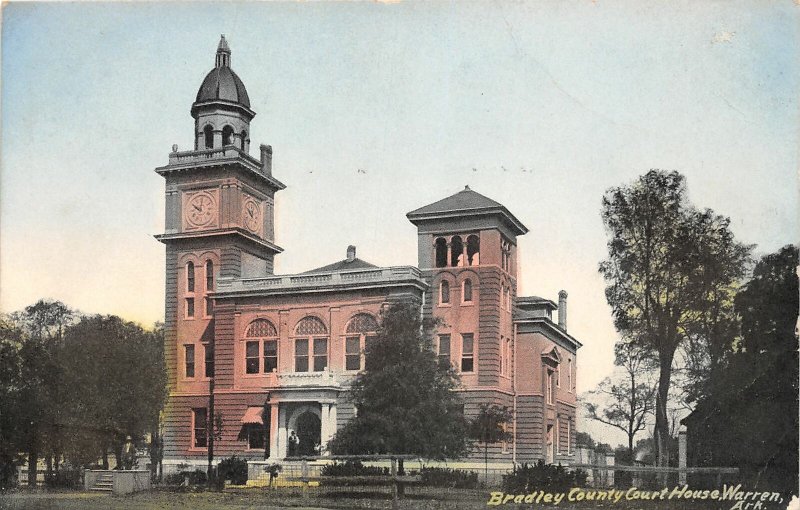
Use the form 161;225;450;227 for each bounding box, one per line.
301;459;309;499
391;458;399;510
678;428;687;486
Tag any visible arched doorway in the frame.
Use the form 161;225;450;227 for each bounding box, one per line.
295;411;321;457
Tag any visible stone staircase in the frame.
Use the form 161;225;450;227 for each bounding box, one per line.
89;472;113;492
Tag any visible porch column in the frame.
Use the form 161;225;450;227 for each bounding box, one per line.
278;405;288;459
320;403;337;455
269;404;279;460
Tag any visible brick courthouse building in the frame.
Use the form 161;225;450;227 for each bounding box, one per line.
156;37;582;472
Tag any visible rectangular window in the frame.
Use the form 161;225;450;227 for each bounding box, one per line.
499;335;504;375
313;338;328;372
263;340;277;373
185;344;195;378
295;339;309;372
204;343;214;378
557;366;561;387
187;264;195;292
247;424;266;450
206;261;214;291
245;341;259;374
364;335;376;371
547;369;554;404
205;297;213;317
438;334;451;367
186;298;195;318
345;336;361;371
192;408;207;448
461;334;474;372
566;420;571;454
556;418;561;454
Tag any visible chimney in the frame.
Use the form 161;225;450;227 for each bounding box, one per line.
260;144;273;177
346;245;356;262
558;290;568;331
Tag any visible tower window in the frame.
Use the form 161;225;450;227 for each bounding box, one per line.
206;261;214;291
241;130;248;151
203;125;213;149
440;281;450;304
467;235;480;265
192;408;207;448
461;334;474;372
450;236;464;267
437;334;451;368
185;344;195;378
434;238;447;268
463;279;473;303
204;343;214;378
187;262;195;292
222;125;234;146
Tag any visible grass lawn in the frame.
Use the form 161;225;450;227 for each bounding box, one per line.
0;486;741;510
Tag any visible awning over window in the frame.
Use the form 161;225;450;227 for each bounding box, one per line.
241;406;264;425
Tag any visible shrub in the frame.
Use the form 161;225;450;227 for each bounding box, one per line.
165;469;207;486
419;467;478;489
218;456;248;485
44;467;83;488
503;461;587;492
320;460;390;487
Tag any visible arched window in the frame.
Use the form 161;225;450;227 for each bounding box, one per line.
440;280;450;305
295;317;328;372
203;125;213;149
434;238;448;268
187;262;195;292
241;130;248;151
204;260;214;317
450;236;464;267
467;235;480;266
463;279;473;302
222;125;234;146
245;318;278;374
345;313;378;371
205;261;214;291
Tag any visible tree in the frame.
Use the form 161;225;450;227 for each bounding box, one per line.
584;341;656;460
0;318;26;490
469;404;512;479
599;170;751;470
59;315;166;469
7;300;77;486
328;302;470;465
685;245;798;493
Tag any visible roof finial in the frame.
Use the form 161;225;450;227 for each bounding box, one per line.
215;35;231;68
464;185;471;191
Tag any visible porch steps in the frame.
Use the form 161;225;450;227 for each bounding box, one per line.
89;473;114;492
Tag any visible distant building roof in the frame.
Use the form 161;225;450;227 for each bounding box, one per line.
303;258;379;274
303;245;379;274
406;186;528;235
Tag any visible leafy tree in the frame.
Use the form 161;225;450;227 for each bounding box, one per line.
599;170;751;470
328;302;470;466
469;404;512;479
575;431;596;450
7;300;77;486
584;341;656;460
686;245;798;493
60;315;166;470
0;318;26;490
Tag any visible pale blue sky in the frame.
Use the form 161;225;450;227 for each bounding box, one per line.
2;1;797;446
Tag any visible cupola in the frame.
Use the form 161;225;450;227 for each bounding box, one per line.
191;35;255;153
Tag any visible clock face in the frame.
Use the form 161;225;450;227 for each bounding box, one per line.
243;198;261;233
185;193;217;228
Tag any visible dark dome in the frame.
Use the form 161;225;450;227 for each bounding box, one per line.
195;66;250;108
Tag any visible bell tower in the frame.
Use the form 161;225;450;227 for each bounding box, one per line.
407;186;528;395
155;35;286;396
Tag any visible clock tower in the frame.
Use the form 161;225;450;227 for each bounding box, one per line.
155;36;285;405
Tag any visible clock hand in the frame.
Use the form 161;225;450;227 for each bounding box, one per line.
193;204;202;212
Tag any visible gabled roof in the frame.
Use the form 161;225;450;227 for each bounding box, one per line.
406;186;528;235
303;258;379;274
